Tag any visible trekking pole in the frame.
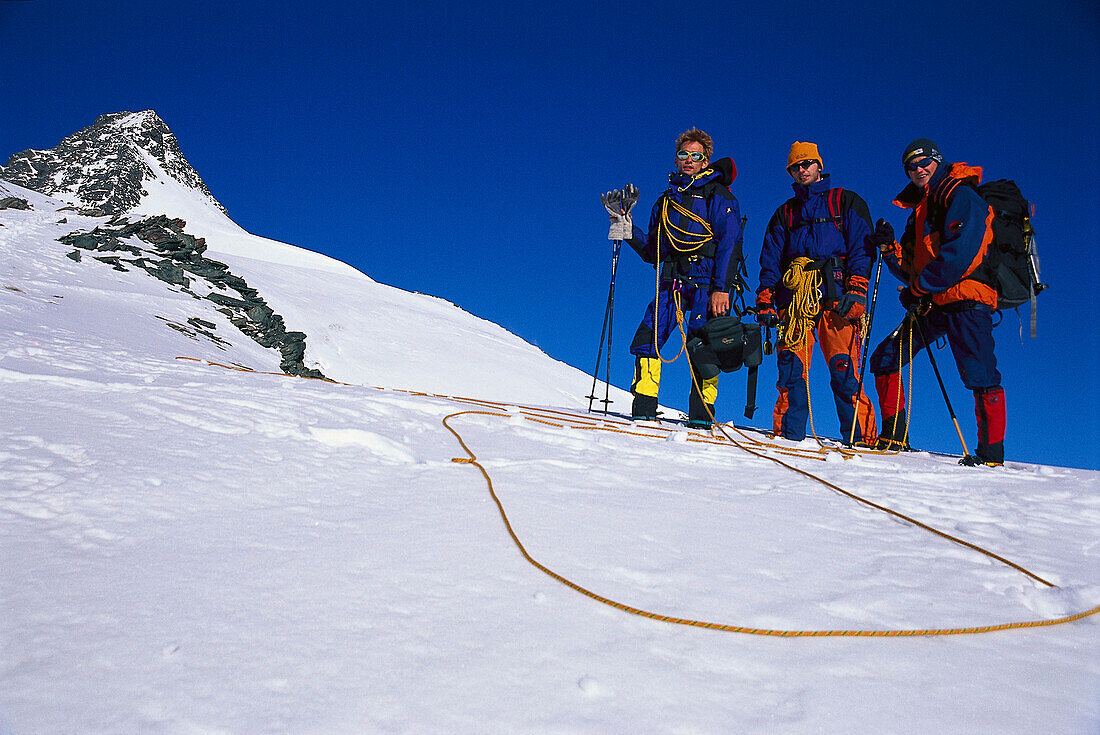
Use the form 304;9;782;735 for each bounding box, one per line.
847;252;883;446
909;310;973;460
587;238;621;413
602;238;621;411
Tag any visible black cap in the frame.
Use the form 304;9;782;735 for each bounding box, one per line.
903;138;944;165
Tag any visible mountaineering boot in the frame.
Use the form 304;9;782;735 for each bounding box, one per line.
874;409;910;451
874;373;909;450
631;394;658;421
685;411;714;429
959;454;1003;468
686;407;712;431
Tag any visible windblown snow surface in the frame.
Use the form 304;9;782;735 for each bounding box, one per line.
2;180;1098;734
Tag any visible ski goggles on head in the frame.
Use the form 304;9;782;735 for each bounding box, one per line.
904;156;936;173
787;159;819;173
676;150;707;162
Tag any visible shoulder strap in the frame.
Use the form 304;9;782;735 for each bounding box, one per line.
827;187;845;232
787;191;845;231
782;197;798;230
932;177;965;211
744;364;758;420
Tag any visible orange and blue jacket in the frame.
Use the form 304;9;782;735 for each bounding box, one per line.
884;162;997;308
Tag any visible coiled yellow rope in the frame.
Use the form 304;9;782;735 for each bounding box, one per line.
649;177;715;365
781;257;822;354
657;195;714;253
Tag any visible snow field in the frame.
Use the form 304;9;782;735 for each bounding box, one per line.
3;356;1098;734
2;177;1097;734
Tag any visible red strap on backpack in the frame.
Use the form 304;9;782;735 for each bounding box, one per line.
828;188;844;233
784;188;845;232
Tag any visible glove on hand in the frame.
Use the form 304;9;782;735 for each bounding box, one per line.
602;188;634;240
836;291;866;321
899;287;931;315
756;305;779;328
621;183;639;215
866;218;896;253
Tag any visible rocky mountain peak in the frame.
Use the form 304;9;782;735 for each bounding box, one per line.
0;110;227;217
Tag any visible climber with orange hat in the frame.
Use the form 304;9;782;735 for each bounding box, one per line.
756;142;878;444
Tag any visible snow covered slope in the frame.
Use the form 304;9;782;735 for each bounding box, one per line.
0;109;625;406
2;114;1098;734
2;226;1098;731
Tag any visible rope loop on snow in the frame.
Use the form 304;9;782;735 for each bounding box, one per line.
177;356;1100;637
444;408;1100;637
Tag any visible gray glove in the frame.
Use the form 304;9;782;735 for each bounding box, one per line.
621;183;639;215
602;189;630;240
602;184;639;240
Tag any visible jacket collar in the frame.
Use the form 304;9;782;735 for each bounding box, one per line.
893;161;983;209
668;158;733;192
791;173;833;201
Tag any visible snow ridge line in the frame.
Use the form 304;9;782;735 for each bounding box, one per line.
174;356;1100;633
443;410;1100;637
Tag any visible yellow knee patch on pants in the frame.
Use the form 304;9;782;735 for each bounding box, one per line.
700;374;719;405
632;357;661;397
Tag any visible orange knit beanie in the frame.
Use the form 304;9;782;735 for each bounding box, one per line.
787;141;821;169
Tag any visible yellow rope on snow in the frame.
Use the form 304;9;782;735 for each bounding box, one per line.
444;409;1100;637
176;357;1100;637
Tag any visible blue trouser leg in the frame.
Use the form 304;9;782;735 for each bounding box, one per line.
630;287;682;359
870;312;944;376
944;305;1001;391
870;305;1003;458
944;305;1004;463
774;339;811;441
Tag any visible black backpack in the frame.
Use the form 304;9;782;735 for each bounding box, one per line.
971;180;1048;336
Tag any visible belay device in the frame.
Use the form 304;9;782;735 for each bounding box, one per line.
687;314;763;419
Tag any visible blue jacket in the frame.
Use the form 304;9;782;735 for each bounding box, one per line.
627;160;742;294
757;174;874;308
885;161;997;308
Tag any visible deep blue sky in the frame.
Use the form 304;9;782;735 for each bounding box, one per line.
3;0;1098;469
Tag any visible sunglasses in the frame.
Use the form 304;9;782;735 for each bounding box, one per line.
787;159;819;173
905;156;936;173
676;150;707;162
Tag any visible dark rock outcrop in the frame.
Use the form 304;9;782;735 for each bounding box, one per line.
0;196;30;210
59;215;326;379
